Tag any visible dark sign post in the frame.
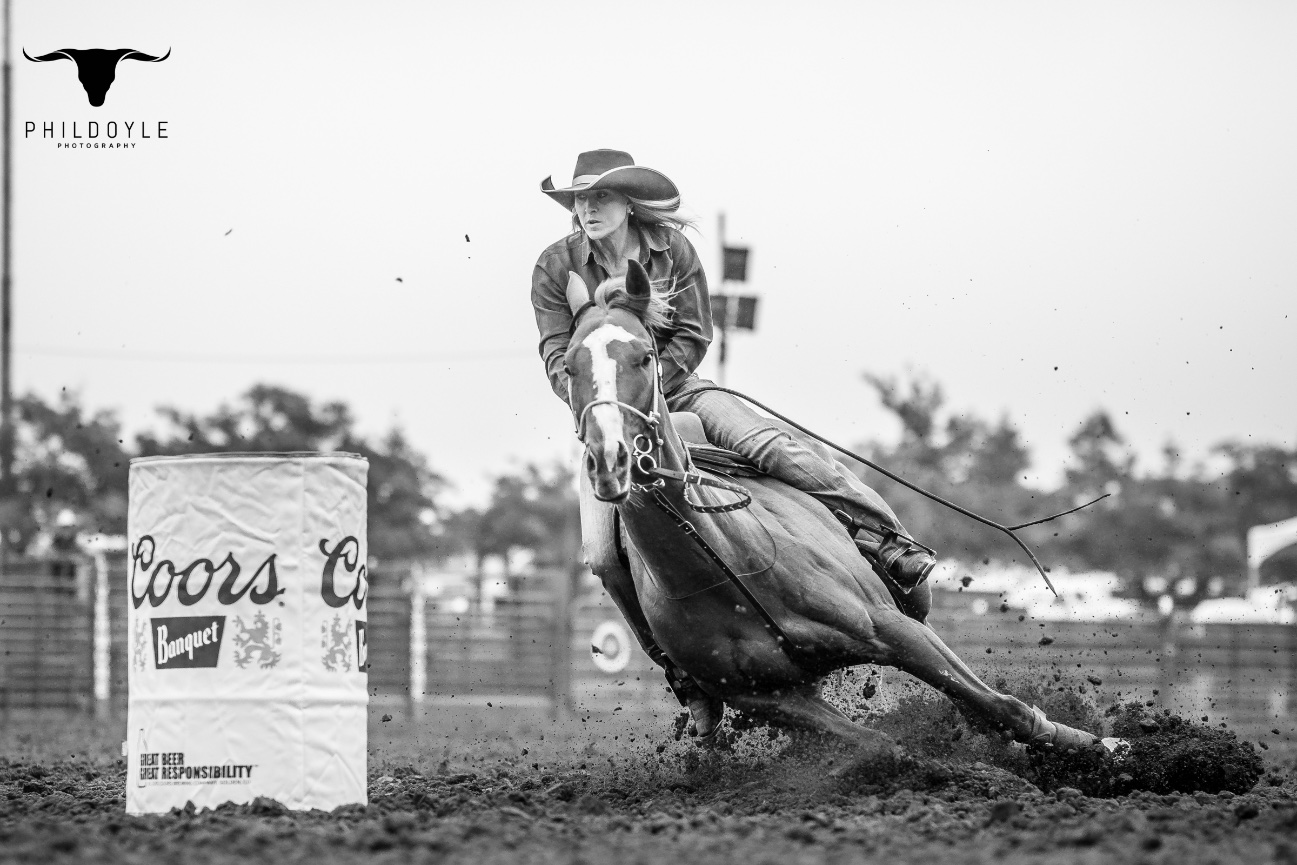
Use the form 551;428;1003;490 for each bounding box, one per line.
722;246;749;282
712;213;757;386
1;0;12;573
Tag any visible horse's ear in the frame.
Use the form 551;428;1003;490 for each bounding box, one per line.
565;271;591;315
625;260;651;299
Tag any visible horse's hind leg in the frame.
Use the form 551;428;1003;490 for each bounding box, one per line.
727;689;897;755
869;610;1098;749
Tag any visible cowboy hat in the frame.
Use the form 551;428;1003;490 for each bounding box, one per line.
540;149;680;211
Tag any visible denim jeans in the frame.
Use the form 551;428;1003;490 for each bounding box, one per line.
668;376;907;538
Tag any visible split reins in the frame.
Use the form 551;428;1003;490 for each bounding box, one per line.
574;368;1105;597
678;385;1109;597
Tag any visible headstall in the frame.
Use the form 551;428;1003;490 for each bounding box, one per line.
573;358;751;514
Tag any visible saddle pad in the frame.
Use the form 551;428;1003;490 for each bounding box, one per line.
669;411;764;478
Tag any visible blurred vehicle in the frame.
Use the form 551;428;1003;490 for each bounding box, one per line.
930;561;1149;621
1190;584;1297;625
1018;571;1149;622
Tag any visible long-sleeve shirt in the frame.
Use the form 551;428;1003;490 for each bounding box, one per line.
531;224;712;406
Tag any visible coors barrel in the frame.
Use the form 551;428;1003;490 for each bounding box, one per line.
125;453;369;813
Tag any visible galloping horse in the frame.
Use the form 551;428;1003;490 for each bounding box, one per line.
566;260;1101;752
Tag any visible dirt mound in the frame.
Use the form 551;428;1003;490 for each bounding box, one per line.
1026;702;1265;797
817;674;1264;798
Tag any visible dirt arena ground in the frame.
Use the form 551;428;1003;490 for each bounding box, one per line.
2;676;1295;865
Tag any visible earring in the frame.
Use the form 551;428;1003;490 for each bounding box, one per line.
627;207;634;215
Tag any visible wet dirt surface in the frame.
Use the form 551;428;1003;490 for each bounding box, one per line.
2;683;1295;865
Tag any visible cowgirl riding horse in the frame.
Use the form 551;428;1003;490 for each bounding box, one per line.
532;150;943;738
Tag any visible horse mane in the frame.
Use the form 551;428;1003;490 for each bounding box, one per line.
592;273;681;334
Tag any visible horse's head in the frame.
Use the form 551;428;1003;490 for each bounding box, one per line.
565;260;670;502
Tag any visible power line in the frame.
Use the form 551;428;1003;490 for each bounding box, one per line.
16;344;534;364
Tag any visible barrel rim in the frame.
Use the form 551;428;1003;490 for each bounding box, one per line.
130;451;367;465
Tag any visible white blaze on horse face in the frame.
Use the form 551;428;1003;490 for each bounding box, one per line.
582;323;637;471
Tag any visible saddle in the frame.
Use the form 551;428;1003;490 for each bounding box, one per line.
670;412;765;480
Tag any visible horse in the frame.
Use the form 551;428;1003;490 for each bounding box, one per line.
564;258;1104;754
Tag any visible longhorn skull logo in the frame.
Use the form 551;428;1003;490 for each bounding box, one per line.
24;47;170;107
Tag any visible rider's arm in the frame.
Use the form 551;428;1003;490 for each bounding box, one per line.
532;263;573;405
659;234;713;395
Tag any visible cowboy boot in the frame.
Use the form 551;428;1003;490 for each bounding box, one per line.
834;510;937;593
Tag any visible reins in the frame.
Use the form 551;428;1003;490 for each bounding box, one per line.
644;485;800;657
576;372;1102;597
678;385;1109;597
570;323;1101;667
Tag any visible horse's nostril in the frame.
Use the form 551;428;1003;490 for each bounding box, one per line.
585;451;597;473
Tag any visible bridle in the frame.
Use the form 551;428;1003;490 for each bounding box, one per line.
573;353;664;448
572;352;751;514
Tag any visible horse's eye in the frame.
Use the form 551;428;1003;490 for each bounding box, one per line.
639;355;653;367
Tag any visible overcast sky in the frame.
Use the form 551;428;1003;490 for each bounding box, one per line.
9;1;1295;506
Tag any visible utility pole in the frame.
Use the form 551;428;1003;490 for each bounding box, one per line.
711;212;755;388
1;0;13;572
716;212;729;386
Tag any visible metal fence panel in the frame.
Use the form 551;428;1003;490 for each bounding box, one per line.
2;559;1293;743
0;570;94;714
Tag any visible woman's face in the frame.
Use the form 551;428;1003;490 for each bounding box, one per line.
573;189;631;241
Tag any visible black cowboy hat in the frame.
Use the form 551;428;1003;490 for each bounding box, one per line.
540;149;680;211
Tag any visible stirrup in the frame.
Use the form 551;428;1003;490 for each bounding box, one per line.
833;510;937;593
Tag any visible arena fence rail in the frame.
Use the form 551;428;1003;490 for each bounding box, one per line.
2;558;1293;742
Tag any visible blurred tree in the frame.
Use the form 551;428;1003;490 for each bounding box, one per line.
1064;410;1135;492
136;384;448;562
1216;440;1297;584
1033;414;1239;585
852;379;1250;587
863;373;944;472
445;461;579;595
134;384;353;455
0;390;131;555
478;462;577;567
1216;441;1297;540
854;372;1043;566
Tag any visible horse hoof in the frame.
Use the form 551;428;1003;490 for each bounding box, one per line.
1100;737;1127;754
688;695;725;740
1028;705;1098;749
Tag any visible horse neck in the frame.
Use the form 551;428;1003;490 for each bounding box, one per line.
648;384;689;474
619;386;719;596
